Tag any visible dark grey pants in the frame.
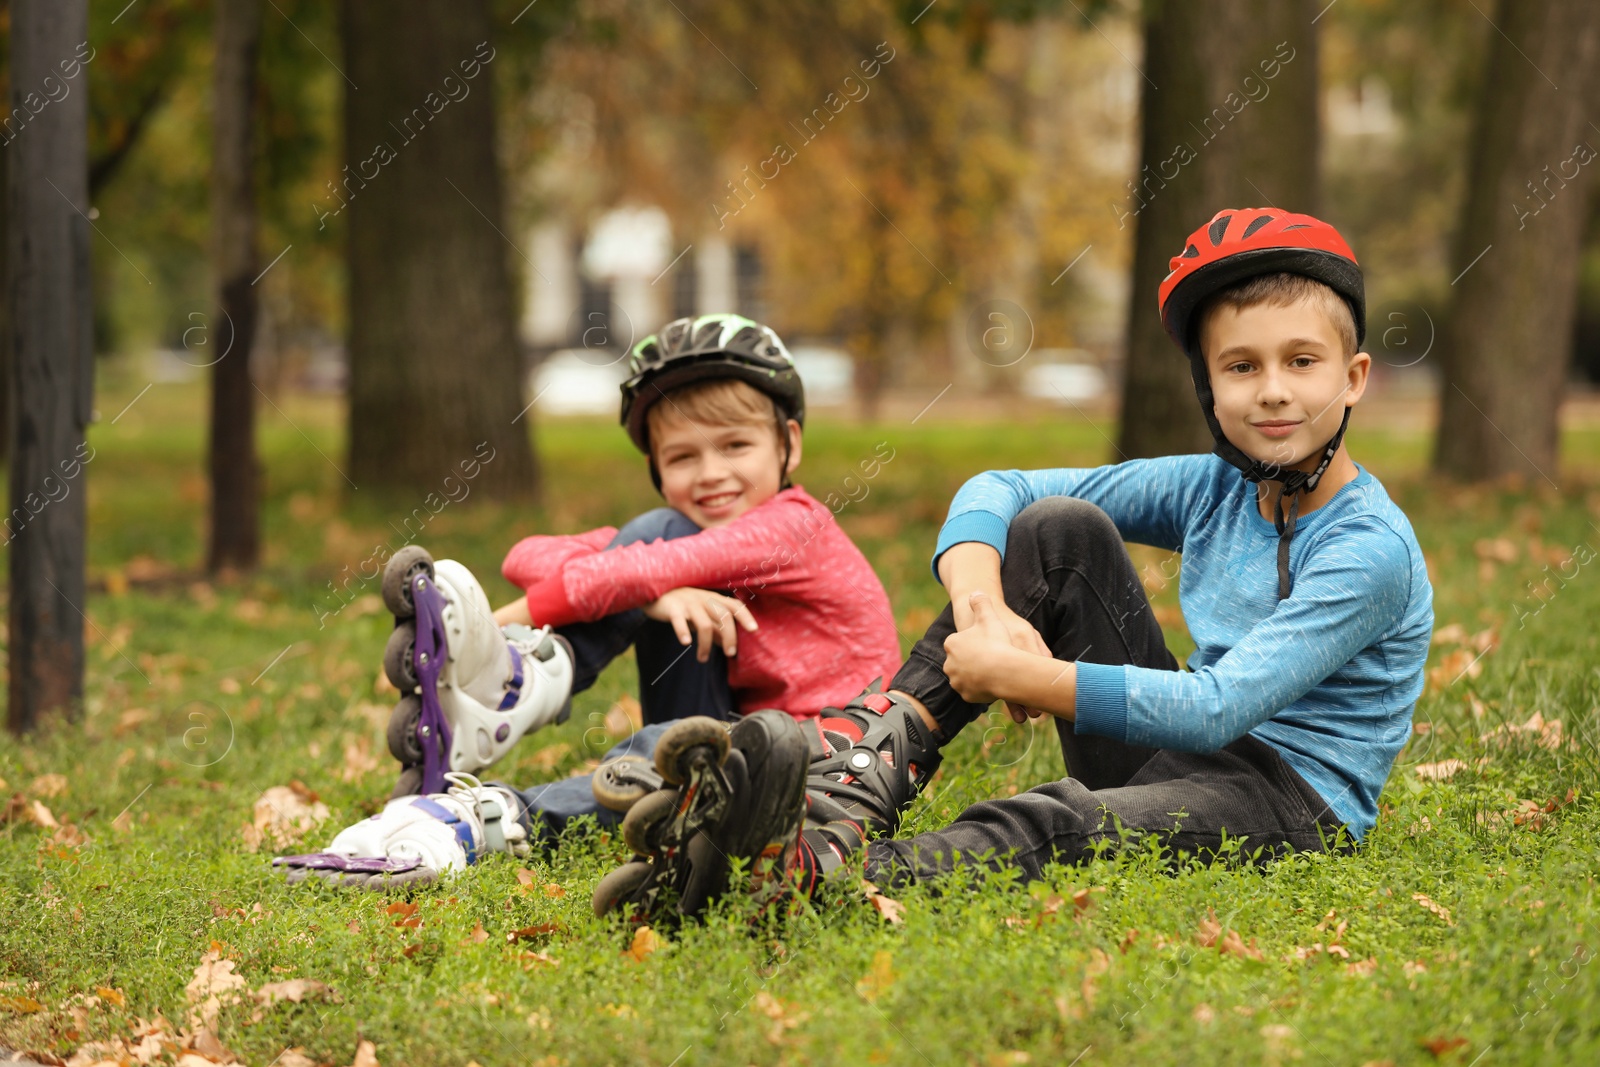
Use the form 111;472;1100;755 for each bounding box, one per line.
869;497;1347;884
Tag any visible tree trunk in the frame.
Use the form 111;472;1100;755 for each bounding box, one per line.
341;0;538;500
208;0;262;574
1115;0;1320;460
1433;0;1600;483
7;0;92;734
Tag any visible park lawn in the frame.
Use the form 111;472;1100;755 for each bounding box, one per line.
3;373;1600;1066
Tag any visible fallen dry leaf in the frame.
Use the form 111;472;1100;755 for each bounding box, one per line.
752;989;809;1047
239;785;330;852
463;922;490;945
1420;1035;1470;1058
1080;947;1111;1011
95;987;126;1007
1217;929;1265;960
506;923;560;942
515;868;536;889
527;743;572;772
1428;648;1483;691
0;995;42;1013
185;948;248;1031
859;880;906;924
855;949;895;1003
31;773;68;799
1194;911;1223;948
627;926;661;962
1412;893;1455;927
1482;712;1571;752
277;1050;319;1067
1472;538;1517;564
1415;759;1468;782
1;795;59;829
351;1039;380;1067
516;950;559;970
115;707;154;736
605;695;642;737
339;735;382;783
254;979;338;1006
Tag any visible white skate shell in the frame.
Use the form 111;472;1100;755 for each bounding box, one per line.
428;559;575;775
275;774;528;887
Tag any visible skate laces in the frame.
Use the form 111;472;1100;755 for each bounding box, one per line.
443;771;529;856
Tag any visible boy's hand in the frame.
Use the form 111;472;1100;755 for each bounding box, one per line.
950;583;1051;723
643;587;758;663
944;591;1051;714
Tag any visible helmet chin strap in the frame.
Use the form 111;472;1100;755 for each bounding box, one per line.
1186;352;1352;599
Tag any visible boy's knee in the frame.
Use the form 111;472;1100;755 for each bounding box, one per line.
1008;497;1119;553
612;507;700;547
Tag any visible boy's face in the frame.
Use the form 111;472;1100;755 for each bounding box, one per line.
650;415;803;528
1200;298;1370;473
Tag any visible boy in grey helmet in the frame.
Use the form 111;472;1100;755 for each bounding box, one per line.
275;315;903;887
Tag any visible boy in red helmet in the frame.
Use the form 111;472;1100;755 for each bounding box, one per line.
595;209;1435;922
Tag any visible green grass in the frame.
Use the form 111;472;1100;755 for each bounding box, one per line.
4;371;1600;1066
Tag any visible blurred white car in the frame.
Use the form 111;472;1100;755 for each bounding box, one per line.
787;344;855;407
530;349;630;416
1021;349;1108;404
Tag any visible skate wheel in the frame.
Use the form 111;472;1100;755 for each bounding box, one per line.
676;833;728;918
592;755;661;813
382;546;435;619
387;694;424;764
391;765;424;798
592;860;652;918
621;788;681;856
654;716;731;786
384;621;419;691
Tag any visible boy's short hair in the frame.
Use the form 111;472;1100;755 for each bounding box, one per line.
646;378;786;453
1197;272;1358;360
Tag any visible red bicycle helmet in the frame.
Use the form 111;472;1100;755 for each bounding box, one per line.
1157;208;1366;599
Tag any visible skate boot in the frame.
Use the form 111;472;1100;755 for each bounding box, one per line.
382;546;575;797
590;710;809;925
800;683;944;877
273;772;530;889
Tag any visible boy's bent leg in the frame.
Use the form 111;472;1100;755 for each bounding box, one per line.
890;496;1176;788
862;736;1348;887
553;508;735;722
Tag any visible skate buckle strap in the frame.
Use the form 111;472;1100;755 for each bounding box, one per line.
479;795;509;854
498;640;525;711
412;574;454;794
412;796;477;865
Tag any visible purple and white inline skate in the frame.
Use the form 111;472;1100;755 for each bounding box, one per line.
380;546;575;797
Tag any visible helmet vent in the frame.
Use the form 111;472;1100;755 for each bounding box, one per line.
1207;214;1232;246
1182;244;1200;259
1281;223;1311;231
1241;215;1273;239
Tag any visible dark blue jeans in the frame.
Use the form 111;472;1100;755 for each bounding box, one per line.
513;508;737;839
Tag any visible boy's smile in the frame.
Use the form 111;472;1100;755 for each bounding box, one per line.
651;415;803;528
1201;298;1370;478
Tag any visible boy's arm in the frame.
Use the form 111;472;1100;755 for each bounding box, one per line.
520;497;823;627
1074;522;1416;752
501;527;619;591
930;456;1211;583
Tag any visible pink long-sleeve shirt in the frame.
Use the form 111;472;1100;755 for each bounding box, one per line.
501;486;903;720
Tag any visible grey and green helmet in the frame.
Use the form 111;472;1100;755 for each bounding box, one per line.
619;313;806;453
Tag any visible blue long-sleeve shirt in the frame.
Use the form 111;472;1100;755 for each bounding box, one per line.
932;453;1434;839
